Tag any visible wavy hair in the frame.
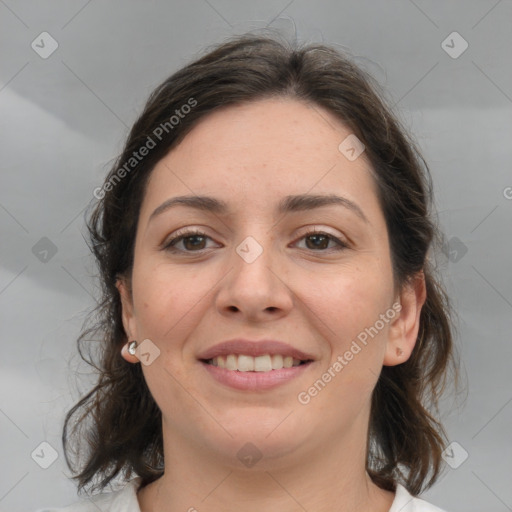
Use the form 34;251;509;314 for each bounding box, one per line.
63;32;457;497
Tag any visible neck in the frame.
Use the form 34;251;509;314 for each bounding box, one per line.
137;420;394;512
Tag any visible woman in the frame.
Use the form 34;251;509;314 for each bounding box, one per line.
41;33;456;512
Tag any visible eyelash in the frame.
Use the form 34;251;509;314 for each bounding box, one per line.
162;228;349;254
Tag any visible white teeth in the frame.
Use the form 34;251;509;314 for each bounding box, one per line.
226;354;237;370
271;354;283;369
254;354;272;372
238;355;254;372
209;354;304;371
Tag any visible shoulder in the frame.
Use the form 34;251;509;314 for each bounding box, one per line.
33;477;143;512
389;483;449;512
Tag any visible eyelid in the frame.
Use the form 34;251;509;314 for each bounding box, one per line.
161;227;218;249
162;225;350;254
294;225;348;244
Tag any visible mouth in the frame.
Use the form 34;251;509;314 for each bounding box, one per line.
198;354;314;391
196;339;316;390
200;354;314;372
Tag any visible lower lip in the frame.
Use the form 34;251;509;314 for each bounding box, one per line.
199;360;313;391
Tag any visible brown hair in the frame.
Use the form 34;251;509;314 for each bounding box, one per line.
63;32;457;497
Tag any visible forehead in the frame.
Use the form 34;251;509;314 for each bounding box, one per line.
140;97;380;221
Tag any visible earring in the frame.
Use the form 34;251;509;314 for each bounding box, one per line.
128;340;138;356
396;347;404;356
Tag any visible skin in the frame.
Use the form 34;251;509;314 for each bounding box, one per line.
117;97;426;512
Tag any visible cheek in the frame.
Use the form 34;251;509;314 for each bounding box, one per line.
130;260;211;342
308;264;394;406
308;264;393;342
301;273;392;427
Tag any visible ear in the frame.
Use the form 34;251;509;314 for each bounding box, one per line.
383;271;427;366
116;276;139;364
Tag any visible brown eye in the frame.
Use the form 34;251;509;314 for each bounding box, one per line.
163;228;348;255
180;234;207;251
163;230;213;253
305;233;330;250
295;230;348;252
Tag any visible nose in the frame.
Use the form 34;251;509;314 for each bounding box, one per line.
215;236;294;322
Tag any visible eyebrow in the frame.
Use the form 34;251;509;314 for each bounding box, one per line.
149;193;369;224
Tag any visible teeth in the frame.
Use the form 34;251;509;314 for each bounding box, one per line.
209;354;304;371
238;354;254;372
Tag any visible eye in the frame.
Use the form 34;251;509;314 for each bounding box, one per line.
162;229;216;253
293;228;348;252
162;227;348;254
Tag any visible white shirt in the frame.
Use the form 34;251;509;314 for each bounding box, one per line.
35;477;448;512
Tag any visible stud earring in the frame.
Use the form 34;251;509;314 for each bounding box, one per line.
396;347;404;356
128;340;138;356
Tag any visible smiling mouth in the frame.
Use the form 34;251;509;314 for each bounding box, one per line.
200;354;313;372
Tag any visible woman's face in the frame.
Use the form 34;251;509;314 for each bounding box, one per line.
118;97;423;469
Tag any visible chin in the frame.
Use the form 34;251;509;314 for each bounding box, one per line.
209;434;307;472
203;411;312;463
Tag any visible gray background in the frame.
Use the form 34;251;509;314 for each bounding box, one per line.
1;1;511;511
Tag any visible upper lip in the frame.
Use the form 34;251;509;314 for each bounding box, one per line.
197;339;316;362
